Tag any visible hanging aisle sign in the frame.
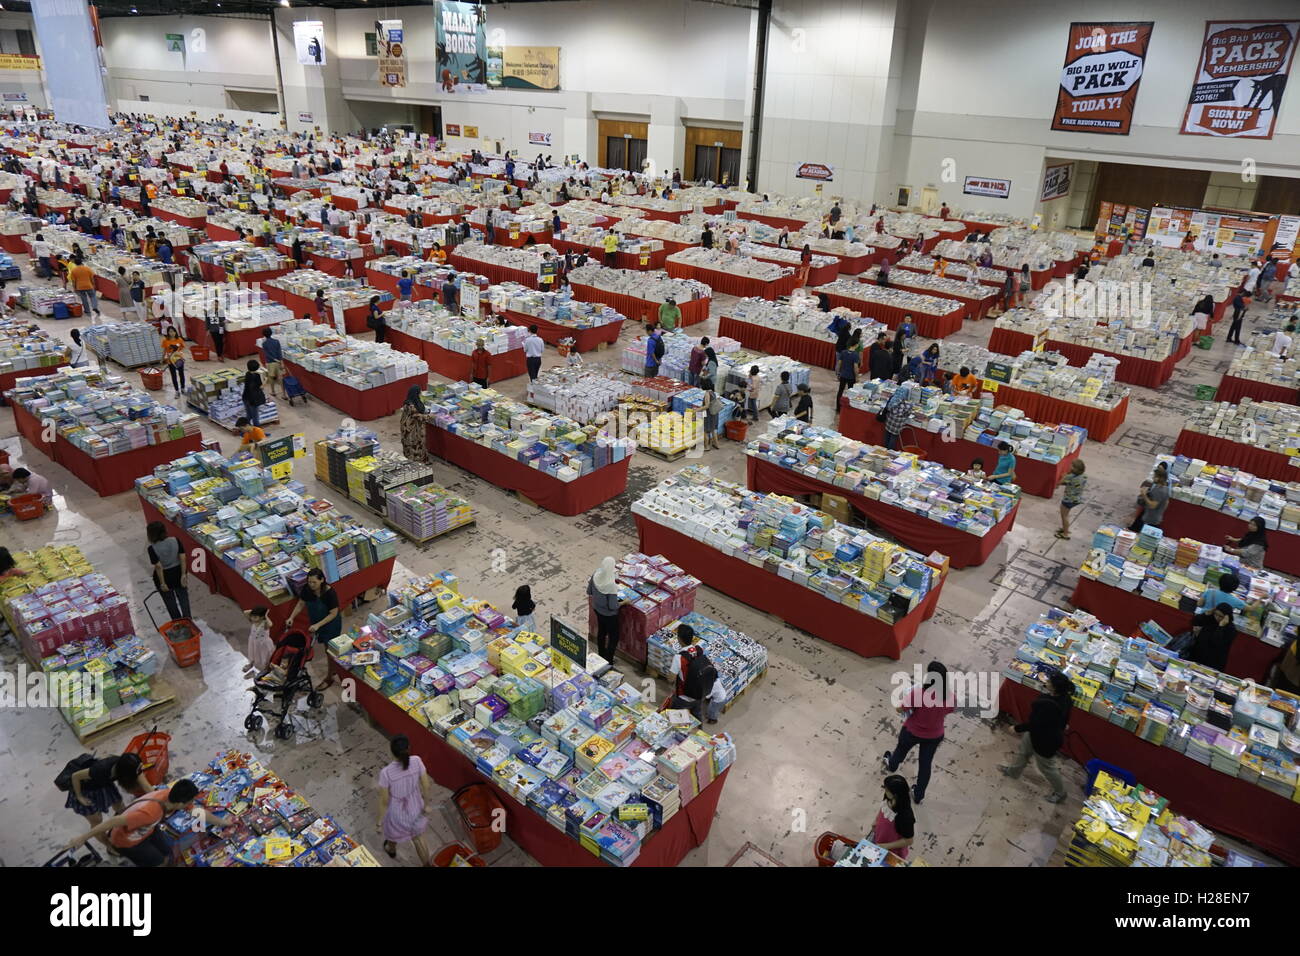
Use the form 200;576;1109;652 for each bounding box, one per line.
1050;22;1154;135
1040;163;1073;202
376;19;406;89
1180;20;1300;139
436;1;488;94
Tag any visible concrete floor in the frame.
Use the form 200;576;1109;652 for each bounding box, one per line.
0;256;1273;867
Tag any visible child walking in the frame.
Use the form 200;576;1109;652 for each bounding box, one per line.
243;606;274;675
513;585;537;632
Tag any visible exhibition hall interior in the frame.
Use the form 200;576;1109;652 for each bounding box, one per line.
0;0;1298;888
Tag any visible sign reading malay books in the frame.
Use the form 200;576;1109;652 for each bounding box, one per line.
1040;162;1073;202
436;0;487;93
1180;20;1300;139
376;19;406;88
1051;22;1155;135
963;176;1011;199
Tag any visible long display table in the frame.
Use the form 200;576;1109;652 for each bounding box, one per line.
384;326;528;384
568;282;708;329
746;455;1018;569
747;252;839;287
836;401;1081;498
138;499;395;632
279;358;426;421
989;383;1128;443
309;251;377;277
861;271;998;322
1157;497;1300;580
1215;374;1297;407
270;289;376;335
10;403;201;497
0;361;69;397
816;288;964;340
716;315;867;372
331;659;730;867
1172;429;1300;484
1069;576;1283;683
426;422;631;516
197;261;292;284
998;677;1300;865
182;314;273;359
447;253;541;289
987;327;1036;357
665;260;798;301
496;309;625;352
634;514;946;660
551;238;668;271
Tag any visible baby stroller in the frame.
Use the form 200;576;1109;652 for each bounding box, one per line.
245;629;324;739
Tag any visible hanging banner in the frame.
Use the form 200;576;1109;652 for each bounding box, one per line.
528;131;552;146
376;19;406;89
1040;163;1073;202
795;162;834;182
1272;215;1300;261
963;176;1011;199
0;54;40;71
1051;22;1154;135
293;21;326;66
1180;20;1299;139
437;0;488;94
487;46;561;91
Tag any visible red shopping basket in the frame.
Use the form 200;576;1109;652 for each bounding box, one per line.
159;618;202;667
451;783;506;854
189;345;212;361
10;493;46;520
125;726;172;786
814;831;861;867
432;842;487;867
139;367;164;391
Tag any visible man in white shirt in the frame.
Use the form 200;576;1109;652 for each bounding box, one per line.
523;325;545;381
30;234;51;278
1246;263;1262;295
11;467;52;505
1271;326;1294;359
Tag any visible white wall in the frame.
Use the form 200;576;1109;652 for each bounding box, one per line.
0;9;46;109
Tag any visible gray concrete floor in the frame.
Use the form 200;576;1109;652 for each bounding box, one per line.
0;255;1273;867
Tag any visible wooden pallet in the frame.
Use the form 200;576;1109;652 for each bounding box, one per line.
316;475;475;546
73;680;178;743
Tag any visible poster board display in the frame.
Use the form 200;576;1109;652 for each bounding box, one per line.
293;21;326;66
487;46;561;91
963;176;1011;199
1180;20;1300;139
376;19;406;88
1051;22;1155;135
437;0;488;93
1040;163;1073;202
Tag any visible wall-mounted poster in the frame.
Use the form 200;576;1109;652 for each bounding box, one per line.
1051;22;1154;135
528;131;552;146
376;19;405;89
963;176;1011;199
1180;20;1299;139
293;20;326;66
795;162;834;182
1040;163;1073;202
437;1;487;93
487;46;561;91
444;123;461;136
463;125;479;139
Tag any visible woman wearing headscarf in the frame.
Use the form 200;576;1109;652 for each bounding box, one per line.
588;556;621;663
399;385;429;462
1224;517;1268;569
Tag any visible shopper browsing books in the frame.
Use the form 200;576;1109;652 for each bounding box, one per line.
1056;459;1086;540
999;669;1073;803
65;779;233;867
589;557;622;663
57;752;150;854
871;775;916;859
669;624;724;725
1223;518;1269;569
1183;604;1238;673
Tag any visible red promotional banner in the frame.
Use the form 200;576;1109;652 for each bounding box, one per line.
1181;20;1300;139
1051;22;1155;135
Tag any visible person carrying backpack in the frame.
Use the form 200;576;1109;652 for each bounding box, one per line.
669;624;725;724
645;327;665;377
56;752;151;852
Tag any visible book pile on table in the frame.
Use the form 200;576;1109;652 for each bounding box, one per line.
937;341;1130;410
20;287;83;317
931;238;1031;270
740;222;874;259
561;223;664;254
746;418;1019;535
1004;607;1300;800
188;240;293;276
150;195;208;220
832;838;908;867
843;379;1086;462
861;264;990;299
566;264;711;303
327;571;737;866
386;300;525;355
277;319;428;389
187;367;277;424
1181;399;1300;456
0;317;71;373
423;381;636;480
632;466;943;622
314;427;379;489
737;241;837;271
175;285;292;331
7;366;201;457
265;271;392;312
1159;453;1300;532
169;750;379;867
895;252;1006;285
527;366;633;423
451;240;560;274
467;205;552;236
487;281;626;329
668;247;792;281
1225;342;1300;390
385;483;476;541
634;410;703;456
83;322;163;367
1079;524;1296;646
812;278;961;316
646;611;766;708
136;450;399;598
727;295;885;343
1019;309;1193;363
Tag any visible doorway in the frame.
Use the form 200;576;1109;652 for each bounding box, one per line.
598;119;648;171
684;126;742;184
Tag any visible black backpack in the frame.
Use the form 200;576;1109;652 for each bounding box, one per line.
653;336;665;361
55;753;97;792
682;651;715;700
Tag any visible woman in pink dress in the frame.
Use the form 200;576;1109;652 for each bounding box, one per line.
377;735;432;864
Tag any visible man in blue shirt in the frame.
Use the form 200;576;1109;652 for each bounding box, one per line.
397;270;415;301
1197;572;1247;614
158;240;173;265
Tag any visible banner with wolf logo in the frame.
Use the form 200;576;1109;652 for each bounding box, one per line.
1180;20;1299;138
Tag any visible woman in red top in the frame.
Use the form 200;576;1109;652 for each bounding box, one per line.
882;660;955;805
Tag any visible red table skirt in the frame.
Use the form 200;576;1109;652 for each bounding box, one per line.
205;224;244;243
861;273;997;322
198;262;292;284
11;403;202;497
836;401;1081;498
1173;429;1300;484
1160;497;1300;579
385;326;527;384
0;362;69;396
153;209;205;229
309;252;376;277
1069;576;1282;683
993;384;1129;443
748;253;839;287
737;211;808;231
988;327;1036;356
332;659;729;867
835;249;890;275
568;282;709;329
998;677;1300;864
552;238;670;272
716;316;865;372
181;314;272;359
138;499;394;632
746;456;1017;568
1215;374;1296;406
819;291;964;340
448;254;540;289
664;261;799;301
426;423;630;516
366;269;441;300
636;515;945;659
280;359;426;420
275;291;373;335
497;310;624;352
1043;338;1179;389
